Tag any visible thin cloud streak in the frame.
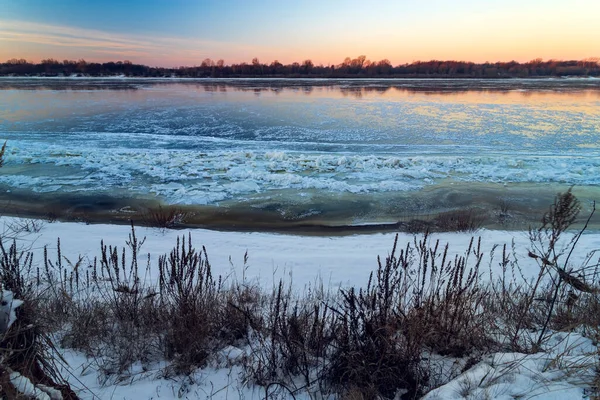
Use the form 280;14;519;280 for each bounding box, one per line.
0;20;277;66
2;21;157;50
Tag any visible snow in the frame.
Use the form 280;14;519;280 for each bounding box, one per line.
3;216;600;399
55;328;600;400
7;216;599;290
0;290;23;334
9;370;69;399
423;332;596;400
59;349;261;400
9;371;53;400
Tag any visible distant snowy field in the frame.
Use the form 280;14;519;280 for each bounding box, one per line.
4;216;600;399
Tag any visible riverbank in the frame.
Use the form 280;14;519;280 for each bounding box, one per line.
3;210;600;399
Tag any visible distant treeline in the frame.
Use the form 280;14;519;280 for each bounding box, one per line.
2;56;600;78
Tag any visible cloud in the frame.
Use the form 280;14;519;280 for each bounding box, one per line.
0;20;277;65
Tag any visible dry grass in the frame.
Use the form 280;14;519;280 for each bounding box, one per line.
140;205;189;229
433;208;486;232
0;238;77;398
404;208;486;234
0;190;599;399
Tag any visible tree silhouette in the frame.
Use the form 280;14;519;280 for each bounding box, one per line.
1;56;599;78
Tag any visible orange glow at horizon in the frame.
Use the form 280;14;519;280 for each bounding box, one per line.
1;0;600;68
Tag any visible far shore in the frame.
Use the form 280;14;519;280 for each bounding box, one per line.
2;75;600;82
2;75;600;78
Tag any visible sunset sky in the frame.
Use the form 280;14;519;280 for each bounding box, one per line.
1;0;599;67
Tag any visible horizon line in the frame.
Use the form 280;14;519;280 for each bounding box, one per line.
4;56;600;69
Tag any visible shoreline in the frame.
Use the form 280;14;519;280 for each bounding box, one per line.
3;214;600;289
1;184;598;236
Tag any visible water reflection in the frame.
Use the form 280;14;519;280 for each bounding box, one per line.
1;78;599;99
0;80;140;91
1;78;598;147
225;81;598;104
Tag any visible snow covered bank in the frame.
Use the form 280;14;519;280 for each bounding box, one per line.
5;216;600;290
3;216;600;399
58;331;598;400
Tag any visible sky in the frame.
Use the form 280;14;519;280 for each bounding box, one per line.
1;0;599;67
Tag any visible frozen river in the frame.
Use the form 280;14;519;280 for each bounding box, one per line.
1;78;599;229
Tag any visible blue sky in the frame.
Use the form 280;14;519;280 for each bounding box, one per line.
1;0;599;66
